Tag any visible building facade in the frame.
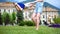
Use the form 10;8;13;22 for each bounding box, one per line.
23;2;60;24
0;2;17;24
0;2;60;24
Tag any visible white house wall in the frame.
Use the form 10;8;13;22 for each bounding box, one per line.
0;9;4;15
0;7;16;14
23;10;59;24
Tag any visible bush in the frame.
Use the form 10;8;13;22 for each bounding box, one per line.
12;12;16;21
5;13;11;25
2;12;6;23
2;12;9;25
2;12;12;25
11;12;16;25
17;10;23;24
18;20;25;26
25;21;35;26
0;13;2;25
53;17;60;24
1;11;17;25
18;20;35;26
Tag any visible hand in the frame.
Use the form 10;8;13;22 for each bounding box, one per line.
29;3;34;7
13;3;17;6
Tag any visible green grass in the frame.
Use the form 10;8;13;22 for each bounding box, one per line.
0;25;60;34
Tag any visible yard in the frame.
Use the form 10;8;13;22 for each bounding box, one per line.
0;25;60;34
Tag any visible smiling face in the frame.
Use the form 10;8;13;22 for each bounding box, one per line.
36;0;43;2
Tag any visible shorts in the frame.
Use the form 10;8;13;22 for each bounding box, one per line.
34;2;44;14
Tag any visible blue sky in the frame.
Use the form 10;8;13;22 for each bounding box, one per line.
0;0;60;9
45;0;60;9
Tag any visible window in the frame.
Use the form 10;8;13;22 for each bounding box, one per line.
43;15;45;18
13;9;17;12
4;9;6;12
54;15;56;18
8;9;10;13
0;9;1;11
0;9;1;13
13;9;15;12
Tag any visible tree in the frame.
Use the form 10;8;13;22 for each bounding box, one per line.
2;11;7;25
11;12;16;25
17;10;23;24
0;13;2;25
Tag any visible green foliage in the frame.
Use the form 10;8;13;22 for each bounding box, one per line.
2;12;8;24
1;11;16;25
0;13;2;25
12;12;16;21
18;20;25;26
11;12;16;24
4;13;11;24
17;10;23;24
18;20;35;26
25;21;35;26
53;17;60;24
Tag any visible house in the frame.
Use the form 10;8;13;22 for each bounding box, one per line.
0;2;60;25
0;2;17;25
23;2;60;24
0;2;17;14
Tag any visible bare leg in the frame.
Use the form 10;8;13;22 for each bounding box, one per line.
36;13;40;30
32;13;40;30
31;13;37;25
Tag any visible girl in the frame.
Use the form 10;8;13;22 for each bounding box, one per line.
31;0;44;30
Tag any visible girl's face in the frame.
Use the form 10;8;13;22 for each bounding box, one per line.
36;0;43;2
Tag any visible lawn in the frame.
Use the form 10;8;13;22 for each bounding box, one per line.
0;25;60;34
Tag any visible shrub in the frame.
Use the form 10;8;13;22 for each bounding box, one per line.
1;11;16;25
2;12;12;25
18;20;35;26
18;20;25;26
11;12;16;25
4;13;11;25
17;10;23;24
2;12;6;23
25;21;35;26
53;17;60;24
12;12;16;21
2;12;8;25
0;13;2;25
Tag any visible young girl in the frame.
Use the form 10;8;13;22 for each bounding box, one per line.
32;0;44;30
14;3;25;10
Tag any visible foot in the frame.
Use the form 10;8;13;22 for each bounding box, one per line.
36;28;38;30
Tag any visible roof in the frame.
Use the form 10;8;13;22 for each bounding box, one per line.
44;2;60;11
43;7;58;12
0;2;15;7
0;2;59;12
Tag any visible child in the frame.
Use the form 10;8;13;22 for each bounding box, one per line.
14;3;25;11
14;3;25;24
31;0;44;30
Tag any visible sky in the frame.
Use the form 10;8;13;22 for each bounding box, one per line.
45;0;60;9
0;0;60;9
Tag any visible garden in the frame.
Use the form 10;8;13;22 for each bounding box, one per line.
0;10;60;34
0;10;35;26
